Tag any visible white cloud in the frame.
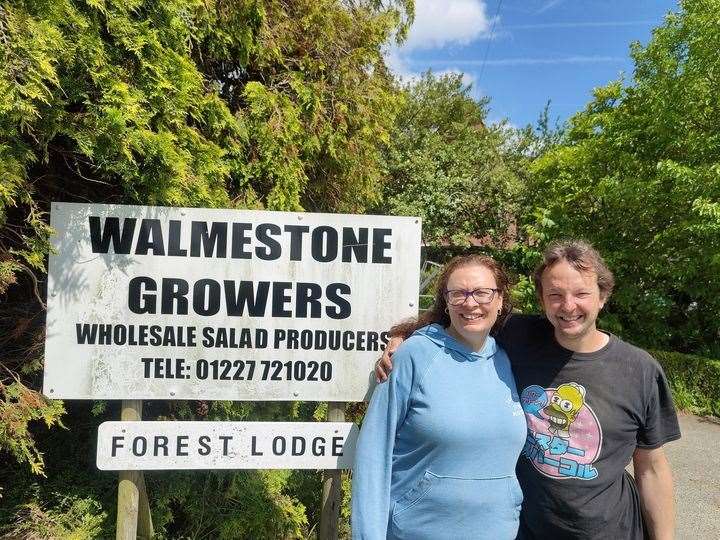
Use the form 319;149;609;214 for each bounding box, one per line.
387;1;492;83
385;46;414;81
385;55;478;89
403;0;492;51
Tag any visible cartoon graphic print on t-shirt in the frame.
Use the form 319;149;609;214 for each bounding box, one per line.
520;383;603;480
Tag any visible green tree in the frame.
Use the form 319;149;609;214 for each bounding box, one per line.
526;0;720;355
379;72;524;247
1;0;412;535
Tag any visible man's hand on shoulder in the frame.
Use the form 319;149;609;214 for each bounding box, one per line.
375;336;404;382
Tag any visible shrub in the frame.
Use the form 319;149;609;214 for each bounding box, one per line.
0;495;107;539
652;350;720;417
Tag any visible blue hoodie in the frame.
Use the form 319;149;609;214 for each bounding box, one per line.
352;324;527;539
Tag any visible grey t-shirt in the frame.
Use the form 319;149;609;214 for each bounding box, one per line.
498;315;681;540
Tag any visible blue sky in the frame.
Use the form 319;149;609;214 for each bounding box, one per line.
388;0;679;127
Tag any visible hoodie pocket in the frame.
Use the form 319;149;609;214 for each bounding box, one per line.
391;473;522;540
392;470;438;518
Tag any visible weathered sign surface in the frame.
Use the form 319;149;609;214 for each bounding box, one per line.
44;203;420;401
97;421;358;470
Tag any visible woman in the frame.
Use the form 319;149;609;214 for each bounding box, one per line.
352;255;527;539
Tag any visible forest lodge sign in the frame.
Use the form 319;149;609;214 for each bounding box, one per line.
44;202;421;401
97;421;358;470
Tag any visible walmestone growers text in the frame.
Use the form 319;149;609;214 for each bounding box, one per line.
89;216;395;318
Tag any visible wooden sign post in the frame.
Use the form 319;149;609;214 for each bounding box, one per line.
320;402;346;540
116;400;154;539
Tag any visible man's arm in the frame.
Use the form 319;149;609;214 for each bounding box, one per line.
633;446;675;540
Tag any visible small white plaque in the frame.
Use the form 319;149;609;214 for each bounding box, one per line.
97;421;358;470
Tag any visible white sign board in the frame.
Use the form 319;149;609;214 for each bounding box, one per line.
44;203;421;401
97;421;358;470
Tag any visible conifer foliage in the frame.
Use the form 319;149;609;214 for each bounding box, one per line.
1;0;411;535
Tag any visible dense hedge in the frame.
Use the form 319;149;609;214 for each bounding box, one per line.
652;350;720;418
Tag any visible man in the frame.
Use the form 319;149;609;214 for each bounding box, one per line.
374;240;680;539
